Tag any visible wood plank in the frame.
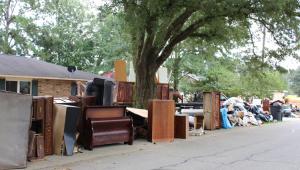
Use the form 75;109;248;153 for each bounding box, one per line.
114;60;127;82
44;96;53;155
126;107;148;118
53;104;67;155
36;135;45;159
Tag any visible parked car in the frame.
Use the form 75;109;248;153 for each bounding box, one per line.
282;104;292;117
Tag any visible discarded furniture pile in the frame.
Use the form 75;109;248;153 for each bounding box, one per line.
219;97;298;129
173;92;221;136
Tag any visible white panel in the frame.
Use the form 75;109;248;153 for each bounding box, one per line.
128;62;136;82
158;67;169;84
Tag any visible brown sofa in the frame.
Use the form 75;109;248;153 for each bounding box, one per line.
83;106;133;150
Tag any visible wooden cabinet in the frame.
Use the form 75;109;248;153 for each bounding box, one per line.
116;82;169;104
174;115;188;139
31;96;54;157
203;92;221;130
32;97;45;120
117;82;134;104
263;99;270;112
156;83;169;100
148;100;175;143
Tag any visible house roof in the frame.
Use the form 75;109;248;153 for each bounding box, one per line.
0;54;108;81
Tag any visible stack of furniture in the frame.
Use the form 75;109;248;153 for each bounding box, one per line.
28;96;54;160
83;106;133;150
203;92;221;130
148;100;175;143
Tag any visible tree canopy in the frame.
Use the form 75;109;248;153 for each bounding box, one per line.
105;0;300;107
0;0;130;73
1;0;299;108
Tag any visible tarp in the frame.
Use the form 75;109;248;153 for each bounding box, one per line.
220;108;232;129
0;92;32;169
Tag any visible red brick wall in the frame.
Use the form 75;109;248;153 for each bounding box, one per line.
38;79;72;97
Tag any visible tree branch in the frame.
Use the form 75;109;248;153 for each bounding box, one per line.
155;1;261;68
247;23;259;57
156;15;215;68
164;8;195;42
249;16;286;47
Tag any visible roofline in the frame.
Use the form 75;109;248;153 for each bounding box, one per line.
0;74;90;81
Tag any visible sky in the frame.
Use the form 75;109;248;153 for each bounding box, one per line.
280;57;300;70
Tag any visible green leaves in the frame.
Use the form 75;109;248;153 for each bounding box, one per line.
289;68;300;95
0;0;36;55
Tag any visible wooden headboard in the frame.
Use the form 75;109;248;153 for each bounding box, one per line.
84;106;126;119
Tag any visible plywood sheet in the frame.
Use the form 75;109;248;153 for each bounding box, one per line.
114;60;127;82
128;62;135;82
53;104;80;156
158;67;168;84
53;104;67;155
0;92;32;169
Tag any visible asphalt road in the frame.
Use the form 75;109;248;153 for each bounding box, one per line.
28;118;300;170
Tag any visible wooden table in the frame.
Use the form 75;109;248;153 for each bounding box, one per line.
180;109;205;136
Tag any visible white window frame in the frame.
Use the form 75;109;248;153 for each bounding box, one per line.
5;78;32;95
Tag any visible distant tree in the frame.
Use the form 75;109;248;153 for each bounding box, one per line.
0;0;37;55
289;68;300;95
31;0;97;70
33;0;131;72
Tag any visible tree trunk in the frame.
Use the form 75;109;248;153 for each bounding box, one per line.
3;0;12;54
134;58;157;109
172;56;181;91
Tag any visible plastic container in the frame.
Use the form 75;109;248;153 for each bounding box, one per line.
270;104;283;121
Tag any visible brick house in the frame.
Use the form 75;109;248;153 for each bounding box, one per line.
0;54;105;97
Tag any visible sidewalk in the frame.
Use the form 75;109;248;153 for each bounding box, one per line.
27;129;230;170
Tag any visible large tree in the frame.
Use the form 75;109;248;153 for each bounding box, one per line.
106;0;299;108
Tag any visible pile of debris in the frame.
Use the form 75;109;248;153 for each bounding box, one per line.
221;97;280;128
